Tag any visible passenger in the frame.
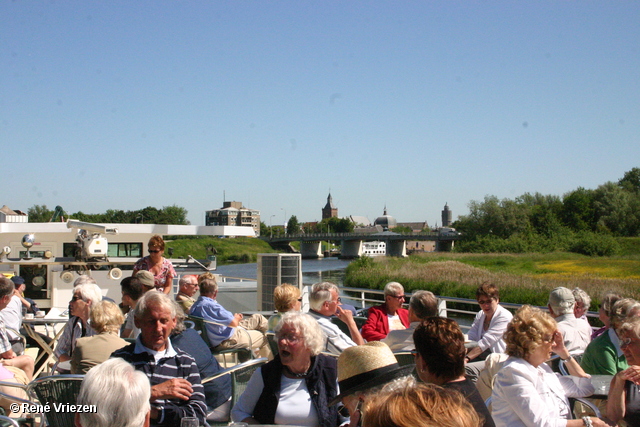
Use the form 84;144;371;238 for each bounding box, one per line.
465;283;513;382
76;358;151;427
121;275;153;339
581;298;640;375
491;305;610;427
548;286;592;354
232;312;341;427
360;281;410;342
71;300;128;374
170;302;231;423
413;317;494;427
382;290;438;352
268;283;302;331
606;315;640;425
0;277;34;380
111;291;207;426
133;235;176;294
573;287;592;324
175;275;199;314
1;276;26;354
308;282;364;355
363;379;482;427
55;280;102;365
0;363;30;417
592;291;622;339
331;341;414;427
190;277;270;358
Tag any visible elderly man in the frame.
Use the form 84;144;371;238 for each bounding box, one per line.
0;277;34;380
55;278;103;364
548;286;592;354
308;282;364;354
175;275;199;314
361;282;410;342
382;290;438;352
76;358;151;427
190;278;270;357
112;291;207;426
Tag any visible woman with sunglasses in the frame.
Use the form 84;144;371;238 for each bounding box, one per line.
232;312;341;426
465;283;513;381
133;235;176;294
492;305;610;427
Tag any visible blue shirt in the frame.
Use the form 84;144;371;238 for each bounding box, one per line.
190;296;235;347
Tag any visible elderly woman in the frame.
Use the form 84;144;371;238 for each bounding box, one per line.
133;235;176;294
70;300;128;374
581;297;640;375
231;312;340;426
465;283;513;381
492;305;610;427
607;316;640;425
268;283;302;331
363;379;482;427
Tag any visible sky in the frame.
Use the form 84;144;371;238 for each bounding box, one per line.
2;1;639;228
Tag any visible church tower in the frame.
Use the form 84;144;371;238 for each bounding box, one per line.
441;203;452;227
322;193;338;219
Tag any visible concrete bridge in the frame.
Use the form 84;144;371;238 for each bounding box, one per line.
261;231;462;259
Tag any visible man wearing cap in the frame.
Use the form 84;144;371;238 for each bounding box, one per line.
121;275;154;339
548;286;592;354
308;282;364;355
333;341;414;427
175;275;199;315
382;290;438;352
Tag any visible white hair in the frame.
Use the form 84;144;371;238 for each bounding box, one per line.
77;358;150;427
75;283;103;305
135;290;176;320
384;282;404;297
74;275;97;287
309;282;338;311
573;287;591;310
274;312;326;356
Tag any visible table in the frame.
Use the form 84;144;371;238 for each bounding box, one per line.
589;375;613;399
22;317;68;377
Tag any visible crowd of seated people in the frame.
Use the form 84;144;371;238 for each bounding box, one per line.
9;270;640;427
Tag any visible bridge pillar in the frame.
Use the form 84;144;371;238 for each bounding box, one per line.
300;241;323;259
340;240;363;259
436;240;454;252
387;240;407;257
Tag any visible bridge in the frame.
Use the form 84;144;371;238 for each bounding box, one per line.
260;231;462;259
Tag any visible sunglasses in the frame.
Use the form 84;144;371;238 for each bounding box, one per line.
70;295;82;302
149;249;161;253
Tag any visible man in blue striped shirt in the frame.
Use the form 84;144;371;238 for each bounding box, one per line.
112;291;207;427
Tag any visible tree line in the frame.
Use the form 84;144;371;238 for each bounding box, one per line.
453;168;640;255
27;205;190;225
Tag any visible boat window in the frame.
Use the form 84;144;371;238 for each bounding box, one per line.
108;243;143;257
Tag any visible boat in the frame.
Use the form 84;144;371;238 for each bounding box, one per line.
0;219;255;309
362;241;386;257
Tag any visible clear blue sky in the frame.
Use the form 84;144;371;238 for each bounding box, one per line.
2;2;639;227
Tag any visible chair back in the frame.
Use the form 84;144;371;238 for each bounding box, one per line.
187;315;253;367
266;332;279;356
558;353;584;376
27;375;84;427
330;316;367;336
0;415;19;427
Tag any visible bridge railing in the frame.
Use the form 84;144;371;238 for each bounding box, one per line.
335;285;600;332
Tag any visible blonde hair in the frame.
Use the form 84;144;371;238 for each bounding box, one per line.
198;272;215;284
90;300;125;334
274;283;301;312
505;305;556;359
363;380;481;427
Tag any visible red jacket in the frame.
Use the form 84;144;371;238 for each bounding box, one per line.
360;303;410;342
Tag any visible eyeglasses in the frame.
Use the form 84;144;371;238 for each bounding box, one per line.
149;249;161;254
278;333;302;344
477;299;494;306
388;295;405;300
621;337;634;348
297;298;303;302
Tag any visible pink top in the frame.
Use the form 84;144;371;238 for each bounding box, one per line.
133;256;176;291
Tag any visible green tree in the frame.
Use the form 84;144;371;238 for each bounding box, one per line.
158;205;189;225
619;167;640;194
561;187;597;232
286;215;301;235
27;205;53;222
391;225;413;234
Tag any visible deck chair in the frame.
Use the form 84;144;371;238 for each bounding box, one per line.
0;416;19;427
27;375;84;427
187;315;253;367
266;332;279;356
558;353;584;376
393;352;417;377
202;358;268;425
330;316;368;337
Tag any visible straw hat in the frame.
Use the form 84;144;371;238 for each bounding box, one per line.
136;270;155;288
329;341;414;406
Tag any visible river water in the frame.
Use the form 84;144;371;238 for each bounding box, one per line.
215;258;351;285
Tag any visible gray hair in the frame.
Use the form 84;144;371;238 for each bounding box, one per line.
274;312;326;356
172;301;187;335
309;282;338;311
384;282;404;297
179;275;196;287
619;316;640;341
601;291;622;318
610;298;640;331
409;290;439;320
199;278;218;297
135;291;176;320
74;274;97;287
573;287;591;310
77;358;150;427
76;283;103;305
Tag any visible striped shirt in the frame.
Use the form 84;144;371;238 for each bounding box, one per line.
0;317;11;354
112;339;207;427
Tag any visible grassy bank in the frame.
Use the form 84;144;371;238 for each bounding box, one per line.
345;252;640;308
164;237;277;265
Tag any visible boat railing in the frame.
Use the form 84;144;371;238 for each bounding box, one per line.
338;285;601;332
